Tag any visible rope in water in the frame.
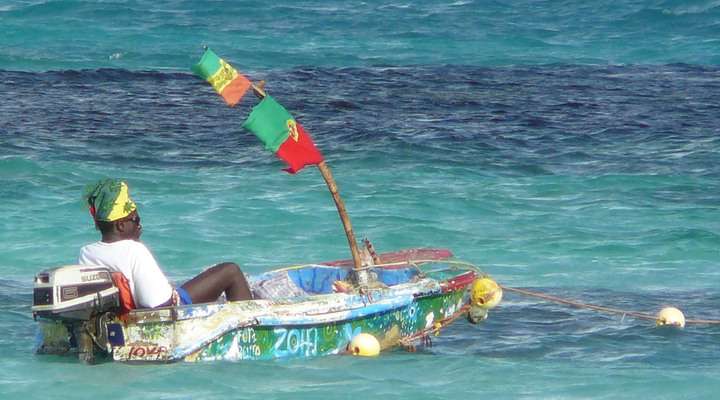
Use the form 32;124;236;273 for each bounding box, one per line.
501;285;720;325
400;286;720;350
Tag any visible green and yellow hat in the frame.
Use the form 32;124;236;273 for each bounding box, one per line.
84;179;137;222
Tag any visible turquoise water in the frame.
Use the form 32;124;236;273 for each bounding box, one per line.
2;1;720;399
3;0;720;70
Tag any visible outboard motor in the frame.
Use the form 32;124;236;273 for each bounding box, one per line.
32;265;121;363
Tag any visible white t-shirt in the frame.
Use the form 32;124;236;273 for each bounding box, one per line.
78;240;173;308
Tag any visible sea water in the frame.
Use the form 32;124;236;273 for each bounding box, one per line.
1;1;719;399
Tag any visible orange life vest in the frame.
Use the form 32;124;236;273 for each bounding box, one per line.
110;272;136;315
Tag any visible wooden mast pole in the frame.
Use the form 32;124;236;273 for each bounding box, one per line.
316;161;363;271
251;82;364;271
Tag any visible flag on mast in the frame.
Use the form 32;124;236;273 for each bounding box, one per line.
242;95;324;174
192;48;251;106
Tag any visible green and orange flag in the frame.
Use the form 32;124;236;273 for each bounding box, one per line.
192;48;251;106
242;95;324;174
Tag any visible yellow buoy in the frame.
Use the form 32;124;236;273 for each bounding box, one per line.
656;307;685;328
348;333;380;356
470;277;503;309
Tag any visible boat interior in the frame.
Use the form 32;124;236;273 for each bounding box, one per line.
250;265;422;298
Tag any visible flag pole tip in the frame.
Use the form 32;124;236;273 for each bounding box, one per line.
253;80;267;98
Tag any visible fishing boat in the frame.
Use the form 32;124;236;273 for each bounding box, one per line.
32;247;501;363
32;50;501;363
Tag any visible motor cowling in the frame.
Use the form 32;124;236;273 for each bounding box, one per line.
32;265;120;321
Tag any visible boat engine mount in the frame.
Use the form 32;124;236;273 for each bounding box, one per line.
32;265;121;363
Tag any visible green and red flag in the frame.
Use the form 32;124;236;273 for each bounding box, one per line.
192;48;251;106
242;95;324;174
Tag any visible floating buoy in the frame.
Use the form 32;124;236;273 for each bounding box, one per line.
470;277;503;309
656;307;685;328
467;306;489;324
348;333;380;356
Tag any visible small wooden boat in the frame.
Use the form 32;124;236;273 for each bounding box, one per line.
32;248;501;363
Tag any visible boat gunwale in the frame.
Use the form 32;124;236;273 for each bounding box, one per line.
123;260;482;324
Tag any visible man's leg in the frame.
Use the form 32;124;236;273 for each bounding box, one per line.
181;262;253;303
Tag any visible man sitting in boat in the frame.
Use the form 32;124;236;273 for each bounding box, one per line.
78;179;253;309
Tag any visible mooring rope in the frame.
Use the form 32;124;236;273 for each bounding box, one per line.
398;304;472;349
501;285;720;325
400;284;720;350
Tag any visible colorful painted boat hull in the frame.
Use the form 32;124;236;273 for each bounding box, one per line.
35;249;488;363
